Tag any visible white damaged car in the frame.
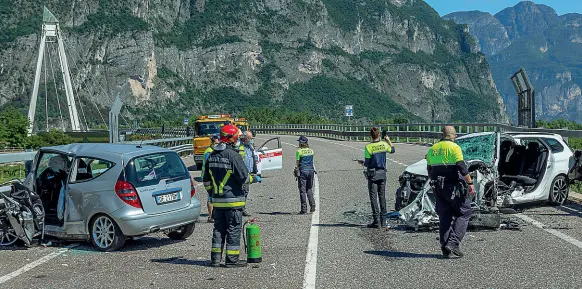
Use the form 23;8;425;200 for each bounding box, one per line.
396;132;582;229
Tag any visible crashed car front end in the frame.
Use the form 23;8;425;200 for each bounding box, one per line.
398;161;501;230
396;133;505;230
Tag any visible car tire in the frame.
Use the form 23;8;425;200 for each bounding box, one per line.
90;214;126;252
548;175;569;206
395;187;403;211
167;223;195;240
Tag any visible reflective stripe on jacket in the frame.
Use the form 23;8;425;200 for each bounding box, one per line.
202;144;254;209
296;148;314;172
426;139;465;181
364;141;395;170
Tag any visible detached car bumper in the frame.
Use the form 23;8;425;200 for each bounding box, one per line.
111;200;201;236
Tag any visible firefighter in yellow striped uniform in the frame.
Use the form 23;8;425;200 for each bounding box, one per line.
203;124;261;268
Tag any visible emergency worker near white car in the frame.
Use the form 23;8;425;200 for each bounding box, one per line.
203;124;262;268
426;126;475;259
239;131;258;216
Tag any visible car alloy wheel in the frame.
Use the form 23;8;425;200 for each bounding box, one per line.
550;176;569;205
90;215;126;251
0;225;18;246
93;216;115;249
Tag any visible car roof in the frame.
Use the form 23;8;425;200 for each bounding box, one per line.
456;132;496;140
503;132;561;138
40;143;171;157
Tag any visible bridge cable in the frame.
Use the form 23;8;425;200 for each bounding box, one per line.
62;39;110;129
43;44;48;131
60;42;89;130
63;38;134;128
47;44;65;130
63;38;130;128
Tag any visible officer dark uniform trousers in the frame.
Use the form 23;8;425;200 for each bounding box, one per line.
296;143;315;213
203;142;258;266
426;139;472;255
364;140;395;227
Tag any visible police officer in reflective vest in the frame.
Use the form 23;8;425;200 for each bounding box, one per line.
362;127;395;228
295;136;316;214
201;134;220;223
203;124;262;267
426;126;475;258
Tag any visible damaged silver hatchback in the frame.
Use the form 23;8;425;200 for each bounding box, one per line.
396;132;582;230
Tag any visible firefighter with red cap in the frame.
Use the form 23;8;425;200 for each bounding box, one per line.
203;124;262;268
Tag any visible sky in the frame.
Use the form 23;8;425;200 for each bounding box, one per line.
424;0;582;16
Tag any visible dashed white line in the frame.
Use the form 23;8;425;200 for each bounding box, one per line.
302;174;320;289
515;214;582;249
0;244;79;285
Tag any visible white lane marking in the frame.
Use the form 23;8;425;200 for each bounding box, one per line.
258;136;320;288
0;244;79;285
303;174;320;289
515;214;582;249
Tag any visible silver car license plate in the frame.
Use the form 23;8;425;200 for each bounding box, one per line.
155;192;181;205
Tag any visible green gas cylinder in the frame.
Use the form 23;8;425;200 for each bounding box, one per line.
245;223;262;263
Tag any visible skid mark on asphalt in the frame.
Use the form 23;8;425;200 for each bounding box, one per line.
0;244;79;285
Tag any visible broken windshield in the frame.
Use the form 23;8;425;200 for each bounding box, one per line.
455;133;496;165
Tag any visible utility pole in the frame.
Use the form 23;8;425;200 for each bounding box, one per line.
28;7;81;135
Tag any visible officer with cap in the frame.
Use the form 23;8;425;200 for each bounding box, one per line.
295;136;316;214
204;124;261;268
201;133;220;223
426;126;474;258
361;127;394;228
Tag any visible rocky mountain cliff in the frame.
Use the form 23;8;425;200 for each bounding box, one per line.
0;0;508;129
445;1;582;123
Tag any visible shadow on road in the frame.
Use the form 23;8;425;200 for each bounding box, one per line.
151;256;210;267
257;211;295;216
364;250;442;259
316;222;363;228
70;236;183;253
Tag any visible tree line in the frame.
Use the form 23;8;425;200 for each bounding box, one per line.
0;107;73;150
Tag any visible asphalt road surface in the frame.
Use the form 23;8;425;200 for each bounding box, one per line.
2;134;582;288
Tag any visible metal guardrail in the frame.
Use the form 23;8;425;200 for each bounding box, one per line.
0;137;193;165
3;122;581;165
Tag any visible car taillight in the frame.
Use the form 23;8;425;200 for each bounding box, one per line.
190;178;196;198
115;180;142;209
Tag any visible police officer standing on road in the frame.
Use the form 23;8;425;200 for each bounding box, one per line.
239;131;258;216
203;124;262;268
426;126;474;259
202;134;220;223
361;127;395;228
295;136;316;214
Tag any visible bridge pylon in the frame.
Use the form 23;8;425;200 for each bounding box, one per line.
28;6;81;135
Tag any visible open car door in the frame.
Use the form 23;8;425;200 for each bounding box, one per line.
255;137;283;174
569;150;582;182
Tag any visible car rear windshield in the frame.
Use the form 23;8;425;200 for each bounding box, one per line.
124;152;189;187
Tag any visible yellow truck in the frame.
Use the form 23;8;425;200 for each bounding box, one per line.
193;114;249;169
